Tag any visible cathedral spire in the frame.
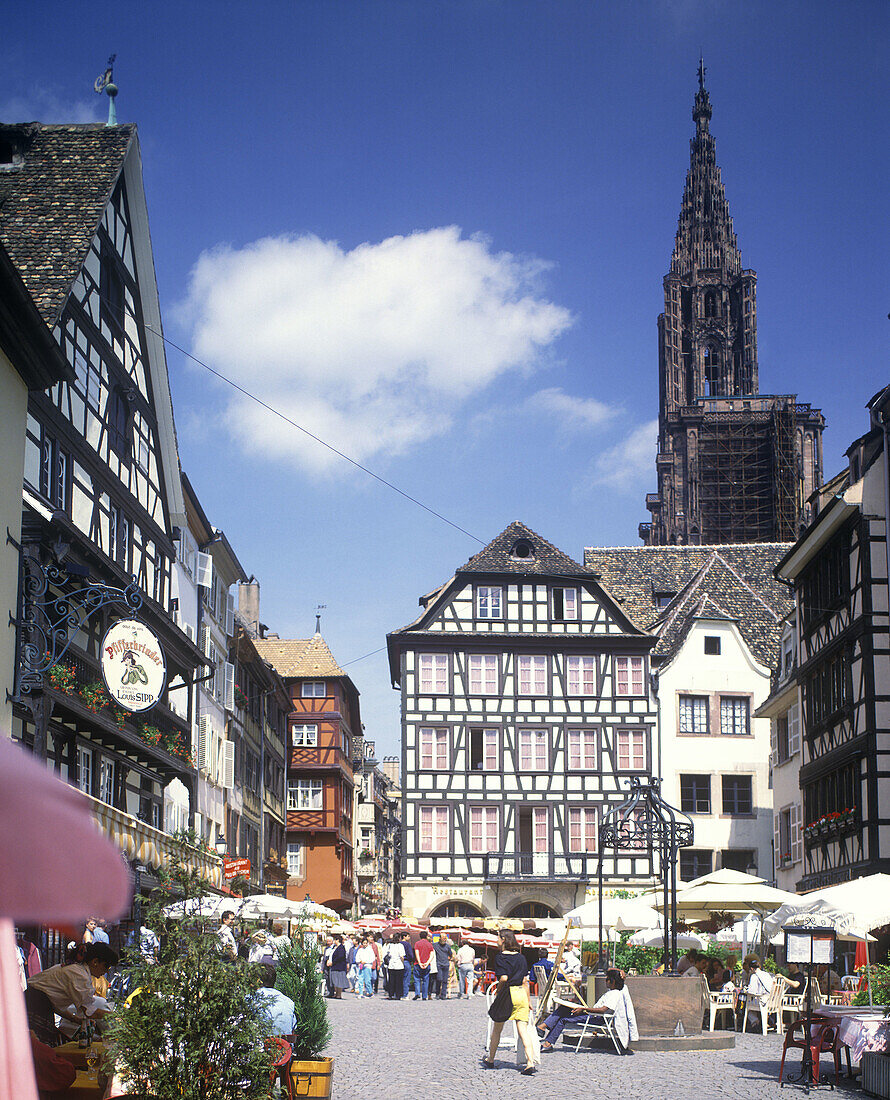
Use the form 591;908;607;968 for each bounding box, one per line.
671;68;741;278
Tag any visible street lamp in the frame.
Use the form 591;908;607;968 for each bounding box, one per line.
215;834;228;858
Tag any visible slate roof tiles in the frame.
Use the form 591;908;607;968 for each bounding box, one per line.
584;543;792;668
459;520;594;577
0;123;134;325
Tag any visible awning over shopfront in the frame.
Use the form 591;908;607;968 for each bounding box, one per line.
86;794;222;887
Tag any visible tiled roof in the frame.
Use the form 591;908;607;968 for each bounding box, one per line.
459;521;594;577
254;634;346;679
0;123;134;325
584;544;792;668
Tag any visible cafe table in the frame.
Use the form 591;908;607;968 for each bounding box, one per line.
54;1042;112;1099
814;1004;890;1073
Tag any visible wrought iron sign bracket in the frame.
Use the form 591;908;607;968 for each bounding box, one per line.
11;549;144;703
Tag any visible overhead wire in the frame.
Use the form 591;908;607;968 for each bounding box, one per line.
142;322;484;546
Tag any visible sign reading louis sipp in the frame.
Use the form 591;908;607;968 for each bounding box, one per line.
101;619;166;712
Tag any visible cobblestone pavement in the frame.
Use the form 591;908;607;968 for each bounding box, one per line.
324;992;865;1100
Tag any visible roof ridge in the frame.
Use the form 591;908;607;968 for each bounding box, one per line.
714;553;782;621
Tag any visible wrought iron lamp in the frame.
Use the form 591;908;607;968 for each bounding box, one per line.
598;776;694;974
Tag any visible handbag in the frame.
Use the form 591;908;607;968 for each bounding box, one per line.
488;982;513;1022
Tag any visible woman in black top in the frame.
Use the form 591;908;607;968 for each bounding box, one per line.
328;935;348;999
482;930;537;1074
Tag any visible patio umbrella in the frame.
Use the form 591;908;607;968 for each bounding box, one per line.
656;879;801;921
683;869;767;889
804;874;890;933
163;895;232;920
565;897;661;931
628;927;707;950
237;894;338;921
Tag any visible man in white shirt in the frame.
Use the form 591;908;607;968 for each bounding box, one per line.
456;943;476;998
217;912;238;960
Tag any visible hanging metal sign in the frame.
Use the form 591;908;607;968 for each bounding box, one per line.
101;619;166;712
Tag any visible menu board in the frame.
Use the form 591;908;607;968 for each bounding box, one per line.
785;930;835;964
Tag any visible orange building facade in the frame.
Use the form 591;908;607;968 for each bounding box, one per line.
254;633;360;913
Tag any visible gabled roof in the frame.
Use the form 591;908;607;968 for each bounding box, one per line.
0;123;134;326
254;634;347;679
459;521;593;577
584;543;792;668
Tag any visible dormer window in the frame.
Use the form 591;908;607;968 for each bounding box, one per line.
510;538;534;561
552;587;577;620
476;586;503;619
654;592;675;610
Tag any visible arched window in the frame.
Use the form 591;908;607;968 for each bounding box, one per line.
703;345;723;396
505;902;559;919
704;290;719;318
430;901;485;919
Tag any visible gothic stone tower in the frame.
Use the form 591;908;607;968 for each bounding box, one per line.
641;67;824;546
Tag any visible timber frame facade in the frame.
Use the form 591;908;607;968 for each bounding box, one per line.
1;123;207;908
387;522;658;921
776;385;890;890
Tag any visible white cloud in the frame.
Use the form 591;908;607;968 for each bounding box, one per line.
179;227;573;473
0;87;104;124
526;387;617;432
589;419;658;490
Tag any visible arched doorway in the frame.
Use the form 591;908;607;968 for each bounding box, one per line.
505;902;560;919
429;900;486;919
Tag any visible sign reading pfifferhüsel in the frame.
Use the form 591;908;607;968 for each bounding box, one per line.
101;619;166;712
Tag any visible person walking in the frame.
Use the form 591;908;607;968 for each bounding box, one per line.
369;933;382;994
356;938;375;997
412;930;434;1000
482;930;537;1074
385;935;407;999
434;933;453;999
328;935;348;999
401;933;415;999
321;934;335;998
456;942;476;998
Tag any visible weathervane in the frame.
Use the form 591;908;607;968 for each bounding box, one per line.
698;56;707;90
315;604;326;633
94;54;118;126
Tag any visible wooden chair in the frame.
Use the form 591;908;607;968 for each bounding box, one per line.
742;975;786;1034
778;1019;841;1086
707;988;736;1031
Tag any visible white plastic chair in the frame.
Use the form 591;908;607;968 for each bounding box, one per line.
742;975;786;1034
781;977;808;1027
708;988;736;1031
485;982;518;1052
561;1006;623;1054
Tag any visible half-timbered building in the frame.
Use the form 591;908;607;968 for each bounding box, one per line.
254;630;361;913
0;122;213;918
586;543;791;883
775;385;890;890
387;522;658;921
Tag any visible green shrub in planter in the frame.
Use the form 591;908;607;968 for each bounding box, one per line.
275;935;331;1061
105;834;273;1099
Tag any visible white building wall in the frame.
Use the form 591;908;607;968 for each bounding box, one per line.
657;618;774;880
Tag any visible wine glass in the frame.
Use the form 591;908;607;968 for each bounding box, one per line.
85;1046;99;1081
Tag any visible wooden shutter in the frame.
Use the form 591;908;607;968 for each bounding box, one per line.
788;704;801;757
199;623;210;658
196;551;213;590
226;592;235;637
769;719;777;767
773;810;781;877
221;739;235;790
791;803;802;865
225;662;235;712
198;715;210;772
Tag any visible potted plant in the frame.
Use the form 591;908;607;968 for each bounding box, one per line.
275;934;333;1098
47;662;76;693
105;833;273;1099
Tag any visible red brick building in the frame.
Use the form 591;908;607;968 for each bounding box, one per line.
254;632;360;913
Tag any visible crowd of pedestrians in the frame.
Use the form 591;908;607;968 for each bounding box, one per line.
320;930;487;1001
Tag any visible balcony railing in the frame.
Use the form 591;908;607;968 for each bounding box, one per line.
483;852;601;881
290;744;352;772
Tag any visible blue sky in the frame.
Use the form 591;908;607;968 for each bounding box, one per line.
3;1;888;759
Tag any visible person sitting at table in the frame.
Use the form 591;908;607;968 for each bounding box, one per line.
29;1030;77;1098
540;968;637;1055
677;949;700;975
705;957;726;991
816;964;843;993
26;943;118;1045
251;965;296;1036
785;964;807;991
